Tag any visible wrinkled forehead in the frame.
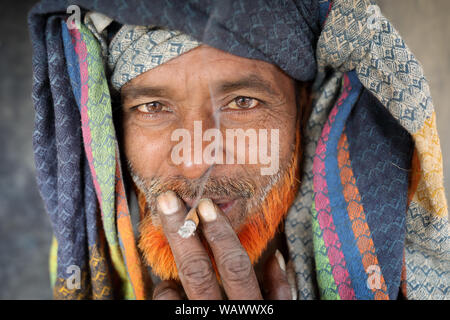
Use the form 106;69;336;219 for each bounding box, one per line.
108;25;202;91
119;44;295;103
107;24;299;97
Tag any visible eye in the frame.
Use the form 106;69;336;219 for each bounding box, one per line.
135;101;170;114
224;97;260;110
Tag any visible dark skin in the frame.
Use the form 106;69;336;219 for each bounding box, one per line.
121;45;298;299
152;193;292;300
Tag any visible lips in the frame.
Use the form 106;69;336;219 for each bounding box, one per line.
182;198;237;214
216;199;236;213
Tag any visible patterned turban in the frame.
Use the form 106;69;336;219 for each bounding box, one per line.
107;26;201;91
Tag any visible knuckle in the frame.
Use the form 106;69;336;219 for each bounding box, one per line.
206;223;233;243
153;283;178;300
220;251;252;282
163;220;185;237
153;287;174;300
178;256;215;293
166;227;183;240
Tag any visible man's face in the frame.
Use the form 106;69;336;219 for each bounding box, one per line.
120;45;300;278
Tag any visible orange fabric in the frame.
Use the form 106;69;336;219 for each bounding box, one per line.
411;112;447;217
337;133;389;300
115;155;149;299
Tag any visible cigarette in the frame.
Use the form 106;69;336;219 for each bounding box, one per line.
177;207;199;238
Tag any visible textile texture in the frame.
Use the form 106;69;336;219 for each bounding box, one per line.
28;0;449;299
108;25;201;91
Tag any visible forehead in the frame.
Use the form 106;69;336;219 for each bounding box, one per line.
159;44;277;72
121;44;293;95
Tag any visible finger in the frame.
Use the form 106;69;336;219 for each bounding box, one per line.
153;280;183;300
157;191;222;300
286;260;298;300
262;250;292;300
197;198;262;300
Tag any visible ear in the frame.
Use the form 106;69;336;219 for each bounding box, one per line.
296;80;313;136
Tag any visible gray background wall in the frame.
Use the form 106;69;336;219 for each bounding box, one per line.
0;0;52;299
0;1;448;299
377;0;450;197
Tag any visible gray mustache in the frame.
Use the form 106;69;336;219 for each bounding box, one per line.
143;176;256;200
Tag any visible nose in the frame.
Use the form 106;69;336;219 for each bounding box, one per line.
178;154;213;180
169;117;219;180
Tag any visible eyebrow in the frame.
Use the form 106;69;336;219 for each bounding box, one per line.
121;85;171;101
121;73;281;102
214;74;281;97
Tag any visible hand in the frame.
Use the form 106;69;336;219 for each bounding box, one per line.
152;191;293;300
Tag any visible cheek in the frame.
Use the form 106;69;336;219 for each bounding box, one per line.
276;105;298;168
123;122;171;179
278;118;297;166
256;109;297;175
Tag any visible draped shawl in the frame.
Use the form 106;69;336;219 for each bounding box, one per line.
28;0;449;299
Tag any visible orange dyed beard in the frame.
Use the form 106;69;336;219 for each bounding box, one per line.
135;127;301;281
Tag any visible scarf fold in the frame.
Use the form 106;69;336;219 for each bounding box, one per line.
28;0;449;300
285;0;449;300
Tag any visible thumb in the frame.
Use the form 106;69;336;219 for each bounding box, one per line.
152;280;184;300
262;250;292;300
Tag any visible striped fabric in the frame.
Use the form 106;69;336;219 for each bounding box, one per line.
54;22;148;299
285;0;449;300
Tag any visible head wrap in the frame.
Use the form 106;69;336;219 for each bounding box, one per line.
107;26;201;91
28;0;449;300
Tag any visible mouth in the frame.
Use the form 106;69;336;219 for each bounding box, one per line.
183;198;237;214
216;199;236;213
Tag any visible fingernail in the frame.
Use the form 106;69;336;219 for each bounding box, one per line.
157;191;179;215
275;249;286;273
197;198;217;222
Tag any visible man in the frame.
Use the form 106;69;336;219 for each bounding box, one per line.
28;0;449;300
120;43;304;299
